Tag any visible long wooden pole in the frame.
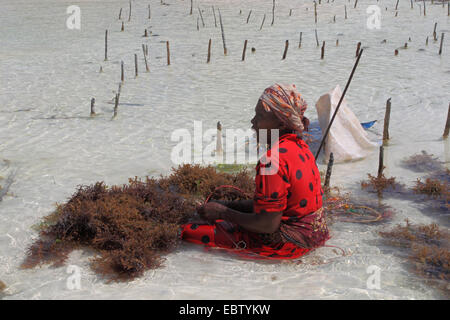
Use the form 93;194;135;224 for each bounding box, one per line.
207;38;212;63
260;14;266;30
218;9;227;55
377;146;384;178
443;103;450;138
166;41;170;65
315;49;364;159
282;40;289;60
324;152;334;191
382;98;391;144
271;0;275;26
242;40;248;61
104;30;108;61
212;6;217;27
198;7;205;27
121;61;124;82
142;44;149;72
128;0;132;22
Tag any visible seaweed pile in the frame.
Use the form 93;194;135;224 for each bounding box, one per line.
400;150;445;173
22;164;254;281
412;169;450;212
380;220;449;296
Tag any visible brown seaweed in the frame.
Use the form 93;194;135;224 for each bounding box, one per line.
379;220;450;296
400;151;445;173
360;173;405;195
22;165;255;281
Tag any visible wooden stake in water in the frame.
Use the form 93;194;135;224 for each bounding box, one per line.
260;14;266;30
190;0;193;15
218;9;227;55
121;61;124;82
121;21;124;32
148;5;151;19
395;49;399;56
315;29;319;47
282;40;289;60
119;8;122;20
142;44;149;72
104;30;108;61
356;42;361;57
377;146;384;178
433;23;437;41
439;33;445;55
128;0;132;22
443;103;450;138
324;152;334;191
289;9;292;17
321;41;325;59
382;98;391;144
299;32;303;48
247;10;252;23
426;36;429;46
198;7;205;27
207;38;212;63
90;98;96;117
166;41;170;65
336;39;339;46
345;5;348;19
216;121;223;155
134;54;138;77
354;0;358;9
314;2;317;24
144;29;148;37
212;6;217;27
395;0;399;10
242;40;248;61
411;0;413;9
423;0;426;16
271;0;275;26
113;94;119;119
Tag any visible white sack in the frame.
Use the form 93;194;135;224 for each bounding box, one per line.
315;85;378;163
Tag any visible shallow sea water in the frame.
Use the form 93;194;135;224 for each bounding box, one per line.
0;0;449;299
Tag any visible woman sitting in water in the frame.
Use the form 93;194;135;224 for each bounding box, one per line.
181;84;329;259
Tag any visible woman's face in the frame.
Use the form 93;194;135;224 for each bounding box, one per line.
251;100;284;143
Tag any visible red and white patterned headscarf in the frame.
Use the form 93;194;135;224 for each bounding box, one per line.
259;83;309;133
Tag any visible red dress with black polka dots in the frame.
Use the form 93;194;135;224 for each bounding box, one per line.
181;133;329;260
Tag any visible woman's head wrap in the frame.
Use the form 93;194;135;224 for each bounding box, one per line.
259;83;309;132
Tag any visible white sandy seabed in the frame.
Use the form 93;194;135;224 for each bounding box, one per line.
0;0;449;299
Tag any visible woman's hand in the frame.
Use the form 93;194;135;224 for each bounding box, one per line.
196;202;228;223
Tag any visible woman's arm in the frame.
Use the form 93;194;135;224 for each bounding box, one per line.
198;202;282;234
221;207;283;234
211;199;254;213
